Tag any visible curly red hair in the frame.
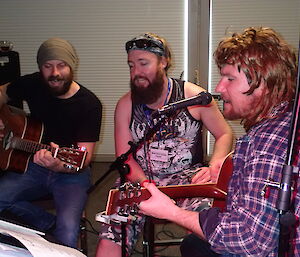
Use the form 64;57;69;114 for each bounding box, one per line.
214;27;297;131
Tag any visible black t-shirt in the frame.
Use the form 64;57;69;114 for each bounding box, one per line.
7;72;102;147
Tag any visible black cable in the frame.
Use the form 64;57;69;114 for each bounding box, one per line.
81;217;99;235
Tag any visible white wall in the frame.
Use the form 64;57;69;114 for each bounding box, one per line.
0;0;185;161
207;0;300;153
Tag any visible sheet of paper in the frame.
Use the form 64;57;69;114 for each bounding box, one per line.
0;220;44;236
0;242;32;257
0;220;86;257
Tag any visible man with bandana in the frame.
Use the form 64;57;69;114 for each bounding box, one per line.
96;33;233;257
0;38;102;248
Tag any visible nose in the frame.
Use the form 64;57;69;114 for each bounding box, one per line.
51;66;60;76
215;79;225;93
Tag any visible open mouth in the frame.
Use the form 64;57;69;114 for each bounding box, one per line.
134;78;149;87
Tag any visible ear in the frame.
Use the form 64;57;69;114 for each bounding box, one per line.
160;56;167;69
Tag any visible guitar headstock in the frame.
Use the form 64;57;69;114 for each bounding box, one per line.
106;182;145;217
55;147;88;172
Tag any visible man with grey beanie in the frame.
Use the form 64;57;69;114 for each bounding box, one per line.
0;38;102;249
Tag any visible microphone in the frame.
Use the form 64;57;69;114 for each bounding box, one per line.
154;91;212;116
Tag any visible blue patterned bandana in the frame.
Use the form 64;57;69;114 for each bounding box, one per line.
125;33;165;57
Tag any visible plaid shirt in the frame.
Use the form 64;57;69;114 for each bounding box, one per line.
208;102;300;256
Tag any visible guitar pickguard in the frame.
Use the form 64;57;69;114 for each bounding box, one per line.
3;130;13;150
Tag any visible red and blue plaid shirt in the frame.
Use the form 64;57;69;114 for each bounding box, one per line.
207;102;300;256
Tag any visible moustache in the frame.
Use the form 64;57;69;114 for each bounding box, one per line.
133;76;149;83
48;75;64;82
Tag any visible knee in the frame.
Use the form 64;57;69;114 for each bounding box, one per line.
59;218;80;240
181;234;196;257
54;218;80;248
180;234;203;257
180;234;219;257
96;239;121;257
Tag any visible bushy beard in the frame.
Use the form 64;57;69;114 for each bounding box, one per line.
130;70;164;105
43;73;73;97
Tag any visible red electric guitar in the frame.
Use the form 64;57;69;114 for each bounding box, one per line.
0;104;87;173
96;153;233;224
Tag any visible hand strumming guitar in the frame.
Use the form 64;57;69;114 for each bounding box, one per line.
191;158;225;184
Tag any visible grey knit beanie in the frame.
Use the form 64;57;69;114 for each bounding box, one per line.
37;38;79;71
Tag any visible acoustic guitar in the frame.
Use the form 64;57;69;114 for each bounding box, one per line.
0;104;87;173
96;153;233;224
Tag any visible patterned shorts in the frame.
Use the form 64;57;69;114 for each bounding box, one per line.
98;165;212;255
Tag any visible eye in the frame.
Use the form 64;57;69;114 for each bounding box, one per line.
58;62;67;68
140;61;148;66
43;63;51;69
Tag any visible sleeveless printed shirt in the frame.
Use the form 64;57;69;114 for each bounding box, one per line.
129;78;204;181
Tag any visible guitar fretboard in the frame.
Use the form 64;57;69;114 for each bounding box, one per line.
11;137;54;154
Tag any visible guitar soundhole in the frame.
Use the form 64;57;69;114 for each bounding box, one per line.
3;131;13;150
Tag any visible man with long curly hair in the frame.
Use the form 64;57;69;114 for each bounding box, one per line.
139;27;299;257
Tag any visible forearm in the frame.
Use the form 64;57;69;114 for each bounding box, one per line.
167;206;205;239
140;183;206;239
209;133;233;167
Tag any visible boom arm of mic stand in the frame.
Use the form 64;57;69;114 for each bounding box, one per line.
87;141;139;194
88;113;166;194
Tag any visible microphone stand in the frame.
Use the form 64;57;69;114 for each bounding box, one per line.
88;112;170;194
89;142;137;257
89;112;169;257
276;42;300;257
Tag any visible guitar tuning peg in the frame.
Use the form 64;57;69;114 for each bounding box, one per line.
119;183;127;192
63;163;79;172
131;203;139;215
127;183;135;190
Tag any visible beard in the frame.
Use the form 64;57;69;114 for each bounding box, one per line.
130;69;165;105
43;73;73;97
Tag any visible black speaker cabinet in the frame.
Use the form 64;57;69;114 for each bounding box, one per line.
0;51;23;108
0;51;20;85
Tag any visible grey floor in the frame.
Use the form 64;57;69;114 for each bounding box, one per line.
86;162;186;257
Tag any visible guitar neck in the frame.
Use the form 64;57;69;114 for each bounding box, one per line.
104;153;233;217
11;137;54;155
105;183;227;216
